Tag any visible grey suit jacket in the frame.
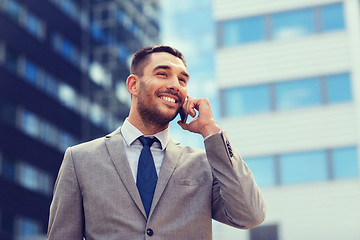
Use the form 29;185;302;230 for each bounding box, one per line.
47;128;266;240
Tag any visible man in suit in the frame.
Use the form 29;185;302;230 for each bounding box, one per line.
47;45;266;240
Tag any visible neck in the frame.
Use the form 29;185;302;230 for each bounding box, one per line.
128;114;169;135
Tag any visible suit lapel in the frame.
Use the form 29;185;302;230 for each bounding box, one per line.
150;138;182;216
104;128;147;217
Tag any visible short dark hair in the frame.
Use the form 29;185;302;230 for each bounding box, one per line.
130;45;186;76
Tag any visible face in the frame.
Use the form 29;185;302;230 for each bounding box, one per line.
135;52;189;126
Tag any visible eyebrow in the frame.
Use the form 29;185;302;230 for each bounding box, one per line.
153;65;190;79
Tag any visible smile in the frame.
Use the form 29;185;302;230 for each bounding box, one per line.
160;96;177;103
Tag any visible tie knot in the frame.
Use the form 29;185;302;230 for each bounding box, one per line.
139;136;156;148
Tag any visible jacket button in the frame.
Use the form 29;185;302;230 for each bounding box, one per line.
146;228;154;236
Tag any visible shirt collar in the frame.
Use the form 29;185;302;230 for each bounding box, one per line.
120;118;170;151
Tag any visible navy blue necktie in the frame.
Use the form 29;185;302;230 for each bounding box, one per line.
136;136;158;217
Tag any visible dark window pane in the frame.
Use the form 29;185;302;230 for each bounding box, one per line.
4;47;19;72
246;156;276;187
280;150;327;184
332;147;358;179
326;73;351;103
272;8;315;40
222;16;266;46
0;211;15;236
1;102;17;125
1;155;16;181
276;78;321;110
224;85;270;116
250;224;278;240
321;3;345;31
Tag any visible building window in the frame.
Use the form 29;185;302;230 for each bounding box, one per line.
221;16;266;46
0;210;15;237
1;101;17;125
246;156;276;187
0;151;53;195
0;42;4;63
326;73;351;103
0;154;16;181
58;83;77;109
17;161;53;195
4;47;19;73
222;73;352;117
42;73;59;98
1;0;46;40
3;0;21;21
89;102;105;126
23;59;41;86
23;10;45;39
245;146;359;187
280;150;327;185
51;33;82;68
223;84;271;116
320;3;345;32
272;8;315;40
218;3;345;47
38;171;53;195
20;109;40;138
332;147;358;179
15;216;42;238
275;77;321;110
250;224;278;240
17;162;38;191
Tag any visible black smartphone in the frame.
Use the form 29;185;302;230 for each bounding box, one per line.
179;107;188;123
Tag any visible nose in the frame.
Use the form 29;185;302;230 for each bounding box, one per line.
166;76;180;92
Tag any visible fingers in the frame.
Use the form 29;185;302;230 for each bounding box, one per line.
182;96;199;118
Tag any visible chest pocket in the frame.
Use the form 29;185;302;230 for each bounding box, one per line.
174;176;207;186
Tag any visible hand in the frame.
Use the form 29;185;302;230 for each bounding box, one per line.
177;96;221;138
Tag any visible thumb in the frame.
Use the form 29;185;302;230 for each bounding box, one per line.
177;120;188;130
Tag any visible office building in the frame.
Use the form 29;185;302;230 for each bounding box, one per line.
214;0;360;239
0;0;159;239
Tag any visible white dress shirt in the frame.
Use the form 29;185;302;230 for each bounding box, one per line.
120;118;170;182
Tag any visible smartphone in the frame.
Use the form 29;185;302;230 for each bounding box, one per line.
179;107;188;123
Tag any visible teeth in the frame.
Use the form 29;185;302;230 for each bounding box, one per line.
161;96;176;103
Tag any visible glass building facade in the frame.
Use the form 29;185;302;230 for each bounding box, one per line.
214;0;360;239
0;0;159;239
218;2;345;47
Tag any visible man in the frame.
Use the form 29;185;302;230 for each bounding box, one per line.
47;45;266;240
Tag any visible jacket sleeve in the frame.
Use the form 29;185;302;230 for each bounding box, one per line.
47;147;84;239
205;131;266;229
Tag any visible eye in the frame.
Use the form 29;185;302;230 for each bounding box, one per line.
178;77;188;85
156;72;167;77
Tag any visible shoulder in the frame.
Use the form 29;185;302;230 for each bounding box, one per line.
68;127;121;157
171;139;208;164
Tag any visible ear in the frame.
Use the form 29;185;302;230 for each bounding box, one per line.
126;74;139;97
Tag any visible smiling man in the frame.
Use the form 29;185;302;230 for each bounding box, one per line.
47;45;266;240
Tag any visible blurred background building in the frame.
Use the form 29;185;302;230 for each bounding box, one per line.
214;0;360;239
0;0;159;239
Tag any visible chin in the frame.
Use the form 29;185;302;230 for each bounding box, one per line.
138;104;178;126
158;111;178;124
